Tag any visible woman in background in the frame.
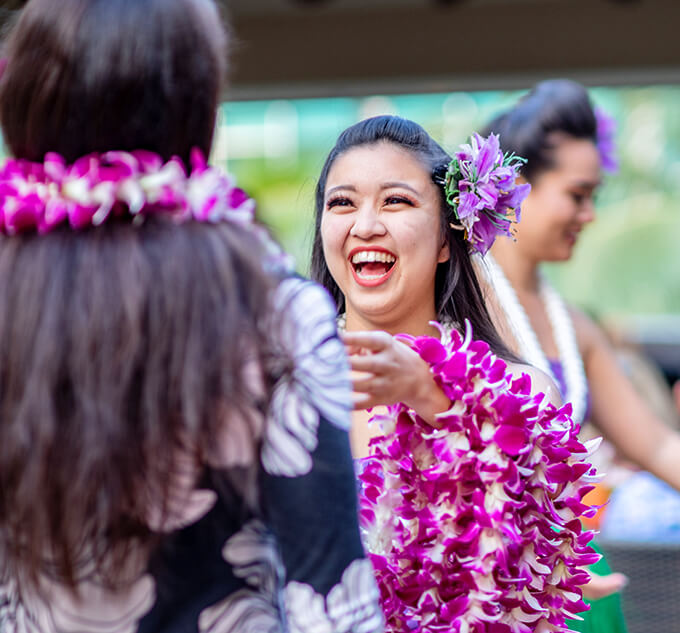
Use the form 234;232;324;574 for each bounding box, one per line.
483;78;680;633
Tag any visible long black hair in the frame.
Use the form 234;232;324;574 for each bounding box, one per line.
482;79;597;182
310;115;515;360
0;0;282;592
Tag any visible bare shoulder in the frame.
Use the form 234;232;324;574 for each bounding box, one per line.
567;304;609;358
505;362;563;407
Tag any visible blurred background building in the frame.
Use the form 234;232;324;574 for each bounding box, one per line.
1;0;678;372
211;0;680;380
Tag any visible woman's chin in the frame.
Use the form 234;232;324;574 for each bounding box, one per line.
345;298;402;328
540;243;576;262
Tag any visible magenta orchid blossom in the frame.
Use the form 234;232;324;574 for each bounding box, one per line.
442;133;531;255
358;322;600;633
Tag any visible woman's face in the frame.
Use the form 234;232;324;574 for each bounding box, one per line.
514;136;602;262
320;142;449;329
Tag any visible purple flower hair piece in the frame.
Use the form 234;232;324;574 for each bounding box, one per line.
0;149;293;272
595;107;619;173
358;322;600;633
440;133;531;255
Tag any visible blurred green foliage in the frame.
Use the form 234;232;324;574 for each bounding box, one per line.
218;86;680;318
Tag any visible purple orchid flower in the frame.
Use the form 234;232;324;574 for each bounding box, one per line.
358;321;599;633
444;133;530;255
595;107;619;173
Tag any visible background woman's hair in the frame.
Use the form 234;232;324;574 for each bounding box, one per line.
310;115;516;360
0;0;283;590
482;79;597;183
0;0;227;166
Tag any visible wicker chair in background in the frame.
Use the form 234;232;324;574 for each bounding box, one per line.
598;540;680;633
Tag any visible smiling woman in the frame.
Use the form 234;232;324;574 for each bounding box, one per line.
320;142;449;334
309;115;601;632
312;116;512;347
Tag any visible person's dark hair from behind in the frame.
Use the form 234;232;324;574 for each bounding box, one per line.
482;79;597;183
0;0;226;166
0;0;279;592
310;114;516;361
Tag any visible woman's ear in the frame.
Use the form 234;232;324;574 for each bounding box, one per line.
437;239;450;264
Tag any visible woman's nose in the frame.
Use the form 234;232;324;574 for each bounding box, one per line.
349;204;387;239
578;198;596;225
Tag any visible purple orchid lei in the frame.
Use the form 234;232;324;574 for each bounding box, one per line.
441;133;531;256
0;148;292;271
595;107;618;174
358;323;600;633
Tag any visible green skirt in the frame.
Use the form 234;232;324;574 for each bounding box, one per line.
567;542;628;633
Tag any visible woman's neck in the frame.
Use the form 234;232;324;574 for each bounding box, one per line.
490;240;541;295
345;306;441;338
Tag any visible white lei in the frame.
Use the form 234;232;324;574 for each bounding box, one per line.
336;314;456;344
483;255;588;423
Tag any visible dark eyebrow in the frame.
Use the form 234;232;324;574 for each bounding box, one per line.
570;180;602;190
380;182;420;195
325;182;422;197
326;185;357;196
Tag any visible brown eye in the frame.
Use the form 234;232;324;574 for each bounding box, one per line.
326;196;354;210
384;196;414;207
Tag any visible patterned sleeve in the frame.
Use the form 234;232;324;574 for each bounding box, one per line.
259;277;384;633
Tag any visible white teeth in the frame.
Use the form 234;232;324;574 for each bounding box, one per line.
350;251;396;264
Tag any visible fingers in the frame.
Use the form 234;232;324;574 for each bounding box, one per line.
341;330;392;352
349;371;395;409
349;354;386;373
351;392;377;410
351;392;395;410
581;572;628;600
351;372;385;394
343;330;405;410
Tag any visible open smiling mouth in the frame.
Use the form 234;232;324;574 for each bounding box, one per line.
349;249;397;287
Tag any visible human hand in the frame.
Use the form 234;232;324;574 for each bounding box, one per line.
581;571;628;601
342;330;448;418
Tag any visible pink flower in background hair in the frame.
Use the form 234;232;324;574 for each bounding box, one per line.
595;107;619;173
358;322;600;633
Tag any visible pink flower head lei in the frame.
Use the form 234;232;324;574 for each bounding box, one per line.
0;148;293;272
358;322;600;633
595;107;618;174
435;133;531;256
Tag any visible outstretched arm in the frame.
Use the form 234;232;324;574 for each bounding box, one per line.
575;307;680;492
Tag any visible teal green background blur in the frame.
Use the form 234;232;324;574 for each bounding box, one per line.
214;85;680;319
